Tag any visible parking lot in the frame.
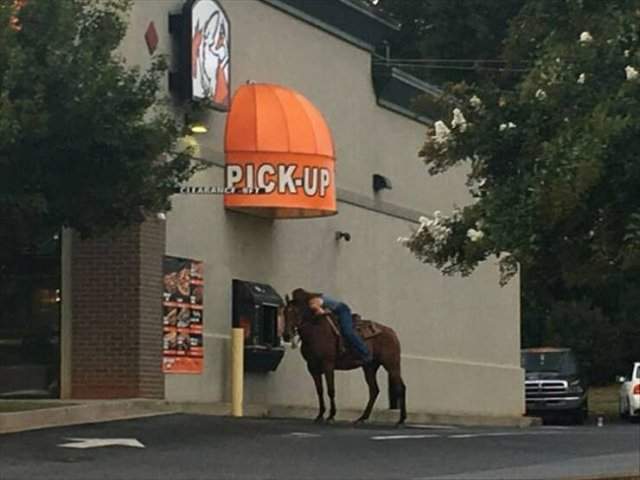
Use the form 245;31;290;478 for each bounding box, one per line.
1;414;638;480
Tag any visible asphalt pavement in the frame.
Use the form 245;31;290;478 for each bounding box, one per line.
0;414;639;480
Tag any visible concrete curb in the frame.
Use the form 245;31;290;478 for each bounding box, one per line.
266;405;539;427
0;400;177;434
0;399;537;434
561;475;640;480
175;402;268;417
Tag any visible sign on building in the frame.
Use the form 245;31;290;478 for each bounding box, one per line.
191;0;230;108
162;256;204;374
224;83;337;218
169;0;230;110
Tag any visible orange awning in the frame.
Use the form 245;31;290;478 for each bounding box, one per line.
224;83;337;218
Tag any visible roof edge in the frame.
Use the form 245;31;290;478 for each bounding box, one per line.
372;60;442;126
259;0;398;52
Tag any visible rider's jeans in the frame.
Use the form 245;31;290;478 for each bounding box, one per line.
322;296;371;359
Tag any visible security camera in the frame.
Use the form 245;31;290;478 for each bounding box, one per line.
336;231;351;242
373;173;392;192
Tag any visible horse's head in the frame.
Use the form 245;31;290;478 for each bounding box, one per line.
281;293;303;343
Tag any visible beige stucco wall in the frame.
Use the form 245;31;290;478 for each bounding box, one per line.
118;0;524;417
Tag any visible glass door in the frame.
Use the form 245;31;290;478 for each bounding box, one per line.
0;233;60;398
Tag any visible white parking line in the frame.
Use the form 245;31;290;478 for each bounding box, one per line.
407;424;457;430
449;432;524;439
449;431;563;439
371;431;567;441
282;429;569;442
371;434;440;441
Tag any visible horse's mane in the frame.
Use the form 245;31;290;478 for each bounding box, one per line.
290;300;320;326
298;304;316;323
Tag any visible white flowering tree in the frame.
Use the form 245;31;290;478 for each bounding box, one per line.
401;1;640;291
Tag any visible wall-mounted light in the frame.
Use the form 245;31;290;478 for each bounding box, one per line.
335;231;351;242
184;114;208;135
189;123;208;134
373;173;392;192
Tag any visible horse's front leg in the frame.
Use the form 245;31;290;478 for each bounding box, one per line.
310;370;326;423
324;368;337;422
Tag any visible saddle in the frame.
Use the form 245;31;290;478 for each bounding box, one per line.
324;313;382;357
352;314;383;340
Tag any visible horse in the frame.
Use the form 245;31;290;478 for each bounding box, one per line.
281;294;407;425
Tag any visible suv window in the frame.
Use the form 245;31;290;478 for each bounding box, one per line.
521;351;578;375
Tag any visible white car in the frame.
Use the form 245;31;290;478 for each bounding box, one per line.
618;362;640;420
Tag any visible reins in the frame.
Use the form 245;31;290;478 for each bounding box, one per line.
286;304;340;339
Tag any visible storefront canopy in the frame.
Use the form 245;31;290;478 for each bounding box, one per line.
224;83;337;218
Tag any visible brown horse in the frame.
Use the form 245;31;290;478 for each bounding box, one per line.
282;294;407;425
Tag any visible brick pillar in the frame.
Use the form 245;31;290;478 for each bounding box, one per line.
70;219;165;399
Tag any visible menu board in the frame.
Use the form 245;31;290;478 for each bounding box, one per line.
162;256;204;374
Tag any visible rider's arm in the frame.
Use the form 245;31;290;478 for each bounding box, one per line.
308;296;328;315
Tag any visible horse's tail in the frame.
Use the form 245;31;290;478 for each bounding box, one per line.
382;327;405;412
388;372;398;409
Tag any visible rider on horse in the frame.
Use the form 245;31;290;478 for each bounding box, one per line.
292;288;373;363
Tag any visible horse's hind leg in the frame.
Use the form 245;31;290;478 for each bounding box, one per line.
397;379;407;425
310;371;326;423
354;363;380;424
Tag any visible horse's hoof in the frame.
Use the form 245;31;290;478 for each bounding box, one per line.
395;422;405;429
313;416;325;424
326;417;335;424
352;418;367;426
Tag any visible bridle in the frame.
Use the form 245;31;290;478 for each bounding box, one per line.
283;298;336;343
282;300;304;345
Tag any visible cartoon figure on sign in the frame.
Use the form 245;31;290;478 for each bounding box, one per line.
191;0;230;108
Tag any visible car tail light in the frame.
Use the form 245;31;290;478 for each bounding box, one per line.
633;384;640;395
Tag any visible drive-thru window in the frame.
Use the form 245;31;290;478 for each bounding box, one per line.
232;279;284;372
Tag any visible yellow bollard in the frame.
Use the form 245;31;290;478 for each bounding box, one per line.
231;328;244;417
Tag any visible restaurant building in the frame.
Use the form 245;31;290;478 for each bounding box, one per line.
0;0;524;419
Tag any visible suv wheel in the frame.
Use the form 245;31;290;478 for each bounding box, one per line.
573;410;585;425
568;407;586;425
619;399;629;420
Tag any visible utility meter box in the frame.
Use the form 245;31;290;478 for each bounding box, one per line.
232;279;284;372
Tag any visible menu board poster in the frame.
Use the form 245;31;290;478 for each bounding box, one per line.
163;256;204;374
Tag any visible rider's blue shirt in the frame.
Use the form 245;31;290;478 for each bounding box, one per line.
321;295;343;311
